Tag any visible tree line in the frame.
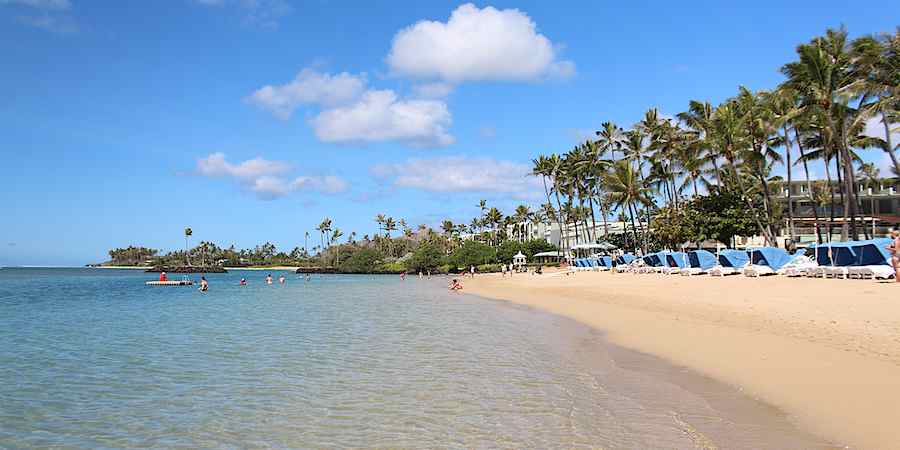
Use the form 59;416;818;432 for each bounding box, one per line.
530;27;898;253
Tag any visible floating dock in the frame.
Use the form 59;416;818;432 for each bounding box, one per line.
145;280;194;286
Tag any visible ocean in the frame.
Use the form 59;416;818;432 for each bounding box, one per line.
0;268;831;448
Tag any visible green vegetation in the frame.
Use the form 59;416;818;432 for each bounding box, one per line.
530;27;899;250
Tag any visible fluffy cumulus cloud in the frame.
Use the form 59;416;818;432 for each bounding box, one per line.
311;90;453;147
387;3;575;83
249;69;454;147
247;69;367;119
196;152;348;200
371;156;542;199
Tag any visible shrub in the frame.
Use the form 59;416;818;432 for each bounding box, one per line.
476;263;502;273
447;240;496;269
406;242;443;272
496;241;523;263
338;248;382;273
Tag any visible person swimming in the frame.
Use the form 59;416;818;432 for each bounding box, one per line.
199;276;209;292
278;275;286;284
240;278;247;286
266;274;273;285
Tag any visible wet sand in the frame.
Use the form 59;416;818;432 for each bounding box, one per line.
464;270;900;449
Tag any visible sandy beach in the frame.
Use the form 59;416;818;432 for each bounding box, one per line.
464;270;900;449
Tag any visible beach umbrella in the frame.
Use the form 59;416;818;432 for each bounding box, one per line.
594;241;617;251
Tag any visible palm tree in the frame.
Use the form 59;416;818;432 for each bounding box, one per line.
604;160;653;253
485;207;503;246
384;217;397;257
304;231;310;256
850;29;900;176
184;227;192;266
857;162;881;237
781;28;860;240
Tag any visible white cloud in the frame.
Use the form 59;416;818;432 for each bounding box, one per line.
387;3;575;83
196;153;348;200
311;89;454;147
249;69;455;147
247;69;367;119
412;82;454;99
371;156;542;199
197;152;291;179
1;0;70;10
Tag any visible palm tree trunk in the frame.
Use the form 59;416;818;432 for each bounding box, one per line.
725;152;775;245
795;128;821;244
626;202;639;253
834;155;849;241
883;108;900;175
587;195;598;242
552;186;567;251
783;127;795;242
825;157;836;242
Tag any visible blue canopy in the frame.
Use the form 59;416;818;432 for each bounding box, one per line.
850;238;892;266
665;252;688;268
718;249;749;267
642;253;662;267
814;242;859;266
617;254;636;265
688;250;717;270
749;247;793;270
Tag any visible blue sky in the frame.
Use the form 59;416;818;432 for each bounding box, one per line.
1;0;896;266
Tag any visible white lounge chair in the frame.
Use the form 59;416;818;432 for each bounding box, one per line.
823;266;850;279
743;265;777;277
847;265;895;280
680;267;707;276
709;265;741;277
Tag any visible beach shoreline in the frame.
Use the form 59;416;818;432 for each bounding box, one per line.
464;270;900;449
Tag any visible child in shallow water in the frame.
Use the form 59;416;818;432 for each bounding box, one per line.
448;279;462;291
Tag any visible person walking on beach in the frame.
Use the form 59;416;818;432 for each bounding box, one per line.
501;264;507;277
888;228;900;283
470;265;475;277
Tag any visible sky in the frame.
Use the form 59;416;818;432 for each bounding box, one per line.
1;0;897;266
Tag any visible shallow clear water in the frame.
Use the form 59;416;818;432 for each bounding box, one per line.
0;268;832;449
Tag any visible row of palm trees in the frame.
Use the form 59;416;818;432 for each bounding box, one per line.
530;27;898;252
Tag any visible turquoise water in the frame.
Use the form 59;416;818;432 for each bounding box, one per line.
0;268;831;448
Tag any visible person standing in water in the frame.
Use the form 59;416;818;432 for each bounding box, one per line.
266;274;273;285
278;275;286;284
159;271;167;282
240;278;247;286
199;276;208;292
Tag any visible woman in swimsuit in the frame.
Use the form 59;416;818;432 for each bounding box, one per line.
888;229;900;283
199;276;209;292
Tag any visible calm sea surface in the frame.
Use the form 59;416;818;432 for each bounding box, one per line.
0;268;832;449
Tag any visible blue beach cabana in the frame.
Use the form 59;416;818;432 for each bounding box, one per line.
681;250;717;275
718;249;749;267
749;247;793;270
617;254;636;265
665;252;688;268
847;238;895;279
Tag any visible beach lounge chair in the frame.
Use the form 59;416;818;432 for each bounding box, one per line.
681;250;717;276
847;238;895;280
709;250;749;276
744;247;792;277
598;256;613;271
811;242;858;279
662;252;688;275
778;255;818;277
